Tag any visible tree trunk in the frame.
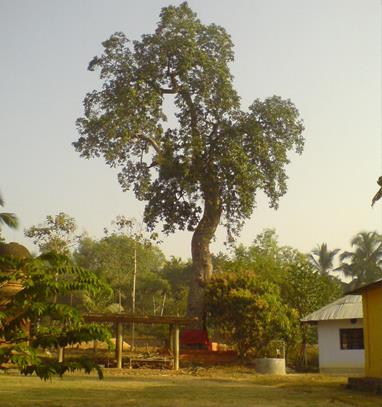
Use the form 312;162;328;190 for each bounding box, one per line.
187;188;222;327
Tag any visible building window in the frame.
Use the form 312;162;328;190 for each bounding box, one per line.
340;328;364;350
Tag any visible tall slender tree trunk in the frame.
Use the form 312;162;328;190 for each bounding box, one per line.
187;188;222;327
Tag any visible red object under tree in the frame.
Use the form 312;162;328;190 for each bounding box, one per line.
180;329;209;348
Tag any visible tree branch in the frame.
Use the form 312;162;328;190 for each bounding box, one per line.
160;71;179;95
136;133;162;155
160;88;177;94
149;158;158;168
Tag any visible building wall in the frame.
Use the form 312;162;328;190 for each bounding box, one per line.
317;319;364;374
363;286;382;378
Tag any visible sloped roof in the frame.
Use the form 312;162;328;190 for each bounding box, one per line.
347;278;382;295
301;295;363;322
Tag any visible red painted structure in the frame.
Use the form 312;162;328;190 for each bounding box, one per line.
180;329;210;349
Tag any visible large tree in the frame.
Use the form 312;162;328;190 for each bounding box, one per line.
73;3;304;322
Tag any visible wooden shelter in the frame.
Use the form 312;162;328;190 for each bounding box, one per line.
84;314;197;370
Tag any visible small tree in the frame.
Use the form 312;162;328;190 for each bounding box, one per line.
205;270;294;359
0;253;110;379
281;253;343;363
160;257;193;315
74;226;165;313
74;2;305;322
222;229;287;286
25;212;78;255
210;230;343;364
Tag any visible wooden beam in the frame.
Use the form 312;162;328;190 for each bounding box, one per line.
84;313;197;325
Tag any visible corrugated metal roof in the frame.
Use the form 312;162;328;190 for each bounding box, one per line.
301;295;363;322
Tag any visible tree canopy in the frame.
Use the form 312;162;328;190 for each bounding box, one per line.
25;213;78;256
73;2;304;320
74;229;166;314
309;243;339;275
338;231;382;289
209;229;343;362
206;270;295;359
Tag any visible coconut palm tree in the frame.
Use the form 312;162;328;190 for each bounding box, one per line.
310;243;340;275
0;193;18;231
338;231;382;288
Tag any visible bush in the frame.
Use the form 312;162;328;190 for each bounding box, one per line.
205;271;296;359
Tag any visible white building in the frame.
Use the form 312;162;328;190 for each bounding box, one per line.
302;295;364;374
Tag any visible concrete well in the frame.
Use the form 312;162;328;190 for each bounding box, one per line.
254;358;286;375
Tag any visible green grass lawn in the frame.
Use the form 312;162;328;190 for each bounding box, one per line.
0;367;381;407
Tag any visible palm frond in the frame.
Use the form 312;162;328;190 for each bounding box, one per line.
0;213;18;229
310;243;340;274
338;231;382;284
340;250;355;262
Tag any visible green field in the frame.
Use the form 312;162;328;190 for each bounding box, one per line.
0;368;380;407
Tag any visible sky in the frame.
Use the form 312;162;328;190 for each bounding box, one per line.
1;0;381;260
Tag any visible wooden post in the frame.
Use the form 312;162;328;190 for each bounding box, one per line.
116;322;123;369
173;324;180;371
131;241;137;351
58;346;64;363
115;323;118;361
169;324;174;355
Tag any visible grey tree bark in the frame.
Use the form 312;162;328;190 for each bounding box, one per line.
187;188;222;327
